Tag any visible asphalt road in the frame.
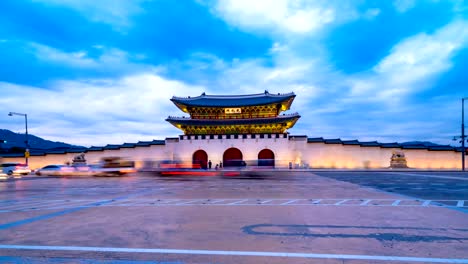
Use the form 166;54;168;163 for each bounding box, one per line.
314;171;468;201
0;171;467;263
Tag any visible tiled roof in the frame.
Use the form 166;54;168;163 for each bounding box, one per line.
166;113;300;126
87;146;105;151
66;148;87;153
324;138;342;144
342;140;360;145
380;143;401;148
171;91;296;108
307;137;324;143
103;144;120;150
359;141;380;147
307;137;459;151
120;143;136;148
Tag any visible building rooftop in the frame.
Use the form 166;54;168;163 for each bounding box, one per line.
171;91;296;110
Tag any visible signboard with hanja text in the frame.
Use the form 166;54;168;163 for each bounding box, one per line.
224;108;241;114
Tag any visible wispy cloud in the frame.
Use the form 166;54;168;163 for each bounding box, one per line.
393;0;416;13
1;73;204;146
349;19;468;101
212;0;336;35
31;0;147;30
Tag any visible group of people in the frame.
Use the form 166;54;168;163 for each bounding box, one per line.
207;160;222;170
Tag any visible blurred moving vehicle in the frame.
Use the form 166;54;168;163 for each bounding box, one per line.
1;162;31;176
93;157;136;176
155;160;218;176
35;164;75;176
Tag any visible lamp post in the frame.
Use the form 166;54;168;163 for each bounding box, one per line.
8;112;29;165
462;98;468;171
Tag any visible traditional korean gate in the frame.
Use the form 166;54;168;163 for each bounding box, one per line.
223;148;244;167
258;149;275;167
193;150;208;169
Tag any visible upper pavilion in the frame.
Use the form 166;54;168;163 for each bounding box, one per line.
166;91;300;135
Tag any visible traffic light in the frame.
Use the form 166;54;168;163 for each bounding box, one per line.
0;139;6;143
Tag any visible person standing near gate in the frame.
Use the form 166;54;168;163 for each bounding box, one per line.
208;160;212;169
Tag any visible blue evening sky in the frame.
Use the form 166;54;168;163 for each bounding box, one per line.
1;0;467;146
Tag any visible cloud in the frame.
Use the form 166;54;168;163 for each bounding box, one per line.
349;20;468;101
26;42;154;77
363;8;380;19
31;0;146;30
212;0;336;34
29;43;98;68
0;73;205;146
393;0;416;13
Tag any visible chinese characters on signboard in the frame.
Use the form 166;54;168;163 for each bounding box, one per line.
224;108;242;114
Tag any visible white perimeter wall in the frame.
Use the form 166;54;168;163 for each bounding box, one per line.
1;135;462;170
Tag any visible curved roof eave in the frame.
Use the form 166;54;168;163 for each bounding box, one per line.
170;92;296;108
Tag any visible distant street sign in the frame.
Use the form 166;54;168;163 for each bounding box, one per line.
25;150;30;158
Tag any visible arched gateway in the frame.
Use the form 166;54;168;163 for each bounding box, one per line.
223;148;244;167
258;149;275;167
192;150;208;169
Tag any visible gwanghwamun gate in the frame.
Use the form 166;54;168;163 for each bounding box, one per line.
1;91;465;170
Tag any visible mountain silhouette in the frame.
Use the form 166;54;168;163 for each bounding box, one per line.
0;129;83;150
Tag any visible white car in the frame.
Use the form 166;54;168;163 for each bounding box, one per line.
35;165;75;176
1;162;31;176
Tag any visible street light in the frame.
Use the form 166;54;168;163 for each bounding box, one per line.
462;98;468;171
8;112;29;165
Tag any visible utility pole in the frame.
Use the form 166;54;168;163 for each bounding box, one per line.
462;98;467;171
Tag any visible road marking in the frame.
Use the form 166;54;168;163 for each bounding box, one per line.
312;199;322;204
228;199;248;205
334;199;349;205
0;244;466;263
2;198;467;211
175;200;200;205
0;256;180;264
360;199;371;206
209;199;226;204
422;200;432;206
280;199;301;205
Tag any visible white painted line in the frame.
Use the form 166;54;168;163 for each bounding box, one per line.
457;201;464;207
311;199;322;204
158;199;182;204
14;200;60;208
0;245;466;263
209;199;226;204
392;200;401;206
260;200;272;204
228;199;248;205
360;199;371;206
175;200;200;205
422;200;432;206
280;199;301;205
334;199;349;205
0;201;37;210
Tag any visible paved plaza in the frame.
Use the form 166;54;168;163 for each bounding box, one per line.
0;171;467;263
